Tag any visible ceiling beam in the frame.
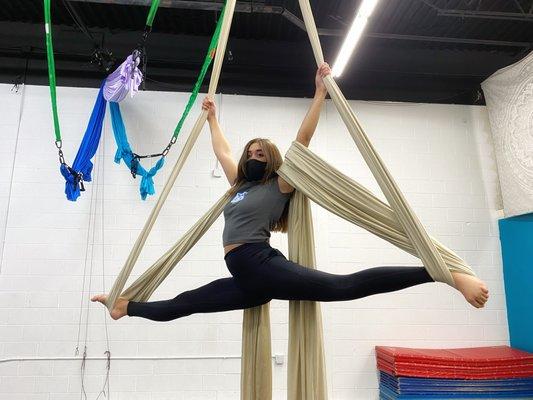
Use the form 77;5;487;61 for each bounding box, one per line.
438;9;533;21
420;0;533;21
512;0;525;14
67;0;344;35
68;0;225;11
366;32;531;48
67;0;532;47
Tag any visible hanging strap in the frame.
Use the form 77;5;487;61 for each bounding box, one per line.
135;0;162;89
44;0;109;200
43;0;62;147
146;0;160;28
156;1;227;157
171;3;226;142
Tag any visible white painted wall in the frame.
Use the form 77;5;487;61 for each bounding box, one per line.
0;83;507;400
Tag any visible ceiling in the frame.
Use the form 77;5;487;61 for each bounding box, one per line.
1;0;532;104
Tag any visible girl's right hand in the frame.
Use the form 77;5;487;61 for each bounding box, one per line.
202;96;217;120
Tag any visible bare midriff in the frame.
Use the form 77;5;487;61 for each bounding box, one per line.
224;243;245;256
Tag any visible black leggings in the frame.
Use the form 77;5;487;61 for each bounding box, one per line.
127;242;433;322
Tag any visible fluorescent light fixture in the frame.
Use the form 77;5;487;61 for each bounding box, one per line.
332;0;380;77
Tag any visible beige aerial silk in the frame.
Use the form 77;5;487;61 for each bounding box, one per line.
297;0;454;287
106;0;238;311
105;1;475;399
106;140;474;398
286;191;329;399
278;142;474;278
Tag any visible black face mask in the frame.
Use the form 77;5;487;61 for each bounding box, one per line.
245;159;268;182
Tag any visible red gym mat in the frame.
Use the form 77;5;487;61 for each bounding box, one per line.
375;346;533;380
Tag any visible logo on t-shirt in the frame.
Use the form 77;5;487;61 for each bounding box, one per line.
231;191;248;204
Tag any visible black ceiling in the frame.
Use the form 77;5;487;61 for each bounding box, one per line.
1;0;532;104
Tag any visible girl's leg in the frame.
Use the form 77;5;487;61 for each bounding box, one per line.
127;277;271;322
240;250;433;302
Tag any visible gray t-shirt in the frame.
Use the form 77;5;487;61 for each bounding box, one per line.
222;177;292;246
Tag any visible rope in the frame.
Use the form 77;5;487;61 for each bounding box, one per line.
75;138;111;398
98;117;111;399
0;57;28;274
74;139;98;353
80;142;100;400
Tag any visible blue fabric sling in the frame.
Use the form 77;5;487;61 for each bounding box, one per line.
61;84;107;201
109;101;165;200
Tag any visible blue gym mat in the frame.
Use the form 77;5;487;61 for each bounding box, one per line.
379;372;533;399
379;385;533;399
380;372;533;391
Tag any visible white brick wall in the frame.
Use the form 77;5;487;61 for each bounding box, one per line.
0;83;507;399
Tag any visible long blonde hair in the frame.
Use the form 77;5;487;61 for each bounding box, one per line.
227;138;291;233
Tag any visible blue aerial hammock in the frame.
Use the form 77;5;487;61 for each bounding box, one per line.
60;84;107;201
109;102;164;200
45;0;225;200
44;0;110;201
44;0;162;201
105;3;226;199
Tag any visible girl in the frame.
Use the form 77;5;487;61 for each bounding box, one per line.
92;63;488;320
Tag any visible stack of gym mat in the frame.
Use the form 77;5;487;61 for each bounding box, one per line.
375;345;533;399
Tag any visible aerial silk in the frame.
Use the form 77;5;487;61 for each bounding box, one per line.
278;142;473;278
45;0;206;200
107;141;475;397
103;54;143;102
62;85;107;201
104;2;226;199
104;0;476;399
103;0;159;102
106;0;237;312
109;102;165;200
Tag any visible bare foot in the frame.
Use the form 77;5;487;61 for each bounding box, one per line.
451;272;489;308
91;294;129;320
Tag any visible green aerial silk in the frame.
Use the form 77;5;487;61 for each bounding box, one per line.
43;0;61;143
146;0;161;27
172;3;226;140
43;0;164;144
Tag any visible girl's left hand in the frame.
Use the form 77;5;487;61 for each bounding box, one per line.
315;62;331;94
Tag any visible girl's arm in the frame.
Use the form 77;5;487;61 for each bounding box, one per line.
203;96;238;185
295;62;331;148
279;63;331;193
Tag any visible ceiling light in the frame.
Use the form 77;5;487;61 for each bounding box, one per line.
332;0;380;77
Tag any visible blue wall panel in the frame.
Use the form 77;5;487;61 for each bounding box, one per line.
498;213;533;352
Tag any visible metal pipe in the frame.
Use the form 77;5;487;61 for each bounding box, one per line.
512;0;525;14
68;0;271;14
419;0;533;21
438;9;533;21
69;0;224;10
366;32;532;47
0;354;279;363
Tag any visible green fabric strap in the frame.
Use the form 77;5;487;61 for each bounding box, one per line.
43;0;224;144
44;0;61;142
146;0;160;27
172;3;226;140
